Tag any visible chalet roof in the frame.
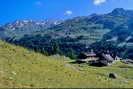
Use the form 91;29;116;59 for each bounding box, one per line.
102;54;114;62
81;52;96;57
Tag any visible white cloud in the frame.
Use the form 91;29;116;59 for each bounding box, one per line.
93;0;107;5
35;1;44;6
64;10;73;15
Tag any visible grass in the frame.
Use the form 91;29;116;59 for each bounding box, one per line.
0;41;133;88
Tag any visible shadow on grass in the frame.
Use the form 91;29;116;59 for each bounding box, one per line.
89;63;106;67
69;61;87;64
69;61;107;68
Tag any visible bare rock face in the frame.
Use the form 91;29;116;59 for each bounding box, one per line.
109;73;118;79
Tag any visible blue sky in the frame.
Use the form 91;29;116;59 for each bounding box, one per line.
0;0;133;24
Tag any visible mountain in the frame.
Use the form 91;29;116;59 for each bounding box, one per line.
0;27;5;40
108;8;133;18
0;26;5;31
3;20;61;31
1;41;133;88
0;20;61;40
1;8;133;59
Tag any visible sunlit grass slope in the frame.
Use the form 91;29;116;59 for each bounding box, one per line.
0;41;133;88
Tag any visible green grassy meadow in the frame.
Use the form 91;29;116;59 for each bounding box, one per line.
0;41;133;88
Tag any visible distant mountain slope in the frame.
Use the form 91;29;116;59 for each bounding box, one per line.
1;8;131;41
1;41;133;88
1;8;133;59
3;20;61;31
0;20;61;40
108;8;133;18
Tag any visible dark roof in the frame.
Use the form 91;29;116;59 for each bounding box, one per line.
102;54;114;62
81;52;96;57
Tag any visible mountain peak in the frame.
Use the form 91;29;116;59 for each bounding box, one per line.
109;8;126;16
108;8;133;18
112;8;125;12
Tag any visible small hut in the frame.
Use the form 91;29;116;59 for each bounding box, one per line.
101;53;114;63
77;50;98;62
89;53;115;66
115;56;122;61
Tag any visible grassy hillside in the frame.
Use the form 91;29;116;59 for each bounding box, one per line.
0;41;133;88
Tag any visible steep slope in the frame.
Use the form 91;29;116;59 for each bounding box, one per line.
0;41;133;88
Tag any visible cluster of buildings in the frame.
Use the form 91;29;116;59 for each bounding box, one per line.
76;50;121;66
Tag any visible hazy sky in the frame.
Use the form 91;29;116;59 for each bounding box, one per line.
0;0;133;24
